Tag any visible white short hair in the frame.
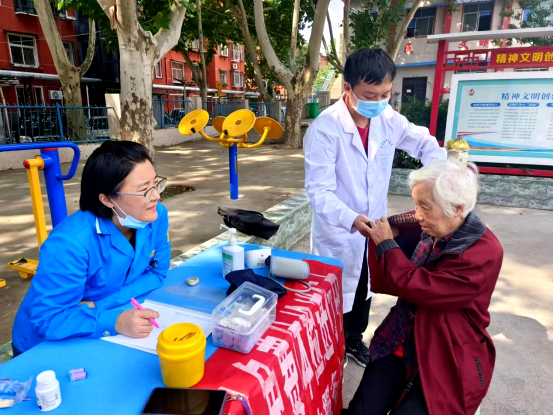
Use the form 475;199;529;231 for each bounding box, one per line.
408;160;479;218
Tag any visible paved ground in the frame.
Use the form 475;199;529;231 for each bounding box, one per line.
0;140;305;345
292;195;553;414
1;137;552;414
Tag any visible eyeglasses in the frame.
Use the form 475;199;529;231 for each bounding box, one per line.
117;177;167;203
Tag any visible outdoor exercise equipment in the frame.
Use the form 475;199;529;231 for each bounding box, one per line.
178;109;282;200
0;143;80;281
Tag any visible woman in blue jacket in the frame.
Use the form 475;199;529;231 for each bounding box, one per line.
12;141;171;355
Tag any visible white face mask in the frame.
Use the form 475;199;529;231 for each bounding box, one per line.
111;200;150;229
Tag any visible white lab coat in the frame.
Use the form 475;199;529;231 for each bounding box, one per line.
304;97;446;313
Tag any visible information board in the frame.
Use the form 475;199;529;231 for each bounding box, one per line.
445;72;553;166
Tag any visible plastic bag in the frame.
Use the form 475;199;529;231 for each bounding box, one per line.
0;377;32;408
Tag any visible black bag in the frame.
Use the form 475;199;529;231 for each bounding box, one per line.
218;207;280;240
225;269;287;298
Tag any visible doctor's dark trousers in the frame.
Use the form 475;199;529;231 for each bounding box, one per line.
343;239;372;343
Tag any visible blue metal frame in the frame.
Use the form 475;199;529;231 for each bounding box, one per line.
0;142;81;227
229;144;239;200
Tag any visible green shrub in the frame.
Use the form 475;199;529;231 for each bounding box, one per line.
393;97;448;169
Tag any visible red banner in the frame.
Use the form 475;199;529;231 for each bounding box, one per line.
491;47;553;67
196;260;345;414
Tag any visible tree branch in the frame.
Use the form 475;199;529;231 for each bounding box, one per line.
116;0;139;34
154;2;188;59
78;19;96;75
306;0;332;74
290;0;301;75
253;0;294;91
182;49;200;85
343;0;350;58
326;10;335;47
33;0;71;71
196;0;208;101
231;0;269;99
390;0;423;60
96;0;116;20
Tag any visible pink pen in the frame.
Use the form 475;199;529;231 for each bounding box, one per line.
130;298;160;328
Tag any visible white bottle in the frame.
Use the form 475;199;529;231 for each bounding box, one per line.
220;224;244;278
36;370;62;412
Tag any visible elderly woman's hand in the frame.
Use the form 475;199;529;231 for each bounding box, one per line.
367;217;395;245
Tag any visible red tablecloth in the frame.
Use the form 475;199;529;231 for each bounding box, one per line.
196;260;345;414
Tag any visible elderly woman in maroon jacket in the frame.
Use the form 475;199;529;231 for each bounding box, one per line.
346;160;503;415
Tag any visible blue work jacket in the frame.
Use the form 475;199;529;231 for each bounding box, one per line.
12;203;171;353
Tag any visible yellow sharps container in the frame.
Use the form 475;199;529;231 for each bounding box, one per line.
157;323;206;388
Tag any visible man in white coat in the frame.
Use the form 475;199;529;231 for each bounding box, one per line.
304;48;446;367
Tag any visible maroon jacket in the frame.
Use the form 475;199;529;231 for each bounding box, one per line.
368;213;503;415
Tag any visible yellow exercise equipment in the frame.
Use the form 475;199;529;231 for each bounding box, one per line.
239;117;283;149
178;108;283;199
7;156;47;279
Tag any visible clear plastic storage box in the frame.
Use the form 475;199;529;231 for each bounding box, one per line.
211;281;278;353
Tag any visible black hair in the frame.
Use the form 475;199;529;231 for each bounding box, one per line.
343;48;397;88
80;140;153;218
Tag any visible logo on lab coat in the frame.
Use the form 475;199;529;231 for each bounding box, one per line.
379;139;394;150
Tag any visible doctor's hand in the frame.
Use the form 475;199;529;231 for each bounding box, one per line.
353;215;373;238
115;308;160;338
366;217;395;245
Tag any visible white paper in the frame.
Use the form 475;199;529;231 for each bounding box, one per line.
101;300;212;355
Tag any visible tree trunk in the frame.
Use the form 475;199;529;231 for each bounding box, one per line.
118;43;156;154
33;0;95;140
283;92;305;149
199;82;208;103
60;71;85;140
196;0;208;103
390;0;423;61
97;0;186;157
343;0;350;59
232;0;270;101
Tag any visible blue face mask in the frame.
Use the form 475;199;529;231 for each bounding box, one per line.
111;200;150;230
351;91;389;118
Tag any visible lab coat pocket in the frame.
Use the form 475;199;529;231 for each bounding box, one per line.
453;340;489;407
376;149;395;183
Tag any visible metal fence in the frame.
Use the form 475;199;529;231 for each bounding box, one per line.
152;99;192;129
0;104;112;145
248;102;281;120
0;99;281;144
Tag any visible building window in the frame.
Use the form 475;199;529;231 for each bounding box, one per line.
219;44;229;57
154;61;163;78
522;8;532;23
33;87;44;106
53;6;70;19
63;42;75;65
515;67;548;72
220;70;228;86
14;0;69;17
171;61;185;83
8;34;38;68
232;44;243;62
191;40;200;50
406;8;436;37
232;71;244;87
14;0;36;14
462;2;493;32
16;87;28;106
